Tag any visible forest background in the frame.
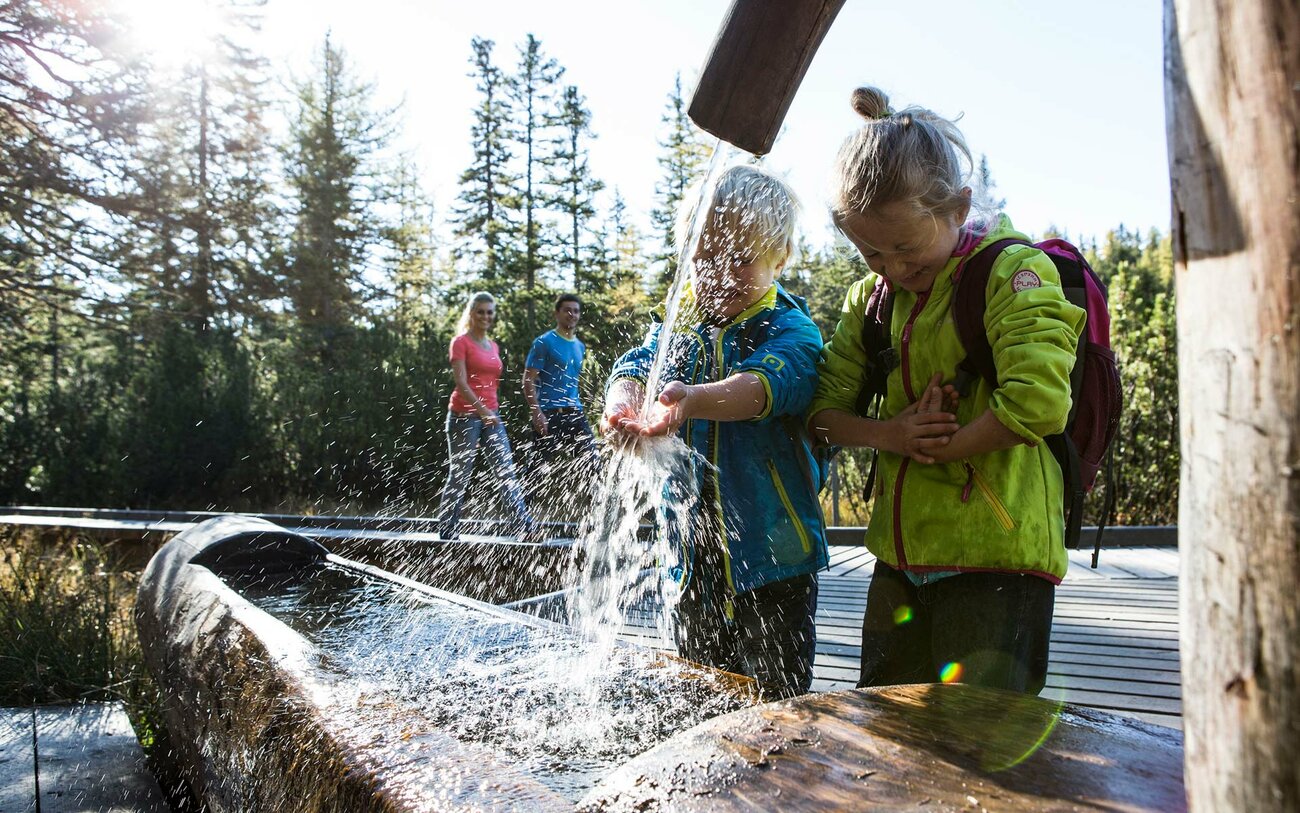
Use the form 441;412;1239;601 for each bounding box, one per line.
0;0;1177;525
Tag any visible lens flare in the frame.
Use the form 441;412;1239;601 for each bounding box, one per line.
939;661;963;683
892;605;913;625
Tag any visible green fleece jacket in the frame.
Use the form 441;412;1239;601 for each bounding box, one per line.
809;215;1086;582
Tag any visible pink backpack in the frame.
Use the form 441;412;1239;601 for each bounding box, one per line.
954;238;1123;564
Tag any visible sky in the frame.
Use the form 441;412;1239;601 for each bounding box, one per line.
129;0;1171;248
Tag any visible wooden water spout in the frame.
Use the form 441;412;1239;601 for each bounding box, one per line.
689;0;846;155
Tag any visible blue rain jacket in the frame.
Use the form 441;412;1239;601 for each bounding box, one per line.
608;283;829;596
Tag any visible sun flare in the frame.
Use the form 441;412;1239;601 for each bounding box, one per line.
113;0;225;68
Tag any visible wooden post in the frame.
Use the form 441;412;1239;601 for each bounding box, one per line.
1165;1;1300;810
689;0;846;155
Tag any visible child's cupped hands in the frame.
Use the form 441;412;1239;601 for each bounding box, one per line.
886;372;961;464
635;381;693;437
599;379;646;445
599;379;693;443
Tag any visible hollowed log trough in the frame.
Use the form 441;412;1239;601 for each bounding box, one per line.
138;516;1184;811
135;516;754;811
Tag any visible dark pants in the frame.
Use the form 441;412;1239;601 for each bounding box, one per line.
674;573;819;700
534;408;597;467
858;561;1054;695
530;407;599;506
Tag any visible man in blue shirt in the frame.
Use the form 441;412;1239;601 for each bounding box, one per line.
523;294;598;505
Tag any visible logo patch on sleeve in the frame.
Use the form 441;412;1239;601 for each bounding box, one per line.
1011;270;1042;293
761;354;785;372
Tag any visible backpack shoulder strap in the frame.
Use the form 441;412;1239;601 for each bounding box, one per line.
855;276;896;505
952;238;1030;395
855;277;896;415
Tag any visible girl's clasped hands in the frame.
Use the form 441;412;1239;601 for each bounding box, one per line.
888;372;961;464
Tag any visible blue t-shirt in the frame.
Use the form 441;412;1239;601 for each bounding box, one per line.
525;330;585;410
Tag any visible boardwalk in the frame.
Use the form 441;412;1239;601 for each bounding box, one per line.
0;508;1183;730
620;545;1183;731
0;703;167;813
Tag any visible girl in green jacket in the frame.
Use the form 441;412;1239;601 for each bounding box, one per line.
807;87;1086;695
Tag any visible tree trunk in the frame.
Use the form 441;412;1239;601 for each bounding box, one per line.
1165;1;1300;810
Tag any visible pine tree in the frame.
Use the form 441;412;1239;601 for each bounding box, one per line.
511;34;563;311
284;33;392;341
451;37;519;286
123;0;279;330
648;74;712;297
382;159;438;336
547;85;604;293
610;189;648;289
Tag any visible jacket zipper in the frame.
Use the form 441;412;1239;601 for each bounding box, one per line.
676;331;707;591
898;290;931;402
962;462;1016;531
891;291;931;567
711;326;737;619
766;459;813;554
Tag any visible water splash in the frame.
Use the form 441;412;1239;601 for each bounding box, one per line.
219;140;772;802
564;434;694;681
562;139;748;683
232;562;750;802
641;140;745;412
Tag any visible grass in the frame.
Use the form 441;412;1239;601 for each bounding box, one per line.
0;528;140;705
0;526;194;809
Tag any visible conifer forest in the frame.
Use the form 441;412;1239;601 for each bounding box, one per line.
0;0;1178;525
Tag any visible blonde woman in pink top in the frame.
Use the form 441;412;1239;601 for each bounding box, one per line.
435;292;536;540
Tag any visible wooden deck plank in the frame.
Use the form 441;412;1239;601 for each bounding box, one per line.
1097;548;1181;580
1040;687;1183;716
1049;641;1181;663
33;703;167;813
0;708;35;813
815;641;1180;673
1049;621;1179;645
1045;661;1182;687
617;545;1187;727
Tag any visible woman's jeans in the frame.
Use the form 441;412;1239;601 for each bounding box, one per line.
435;412;533;539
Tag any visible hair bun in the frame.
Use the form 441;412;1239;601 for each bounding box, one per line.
850;86;891;121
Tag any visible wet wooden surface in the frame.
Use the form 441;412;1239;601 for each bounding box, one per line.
619;544;1184;730
579;683;1185;811
0;703;167;813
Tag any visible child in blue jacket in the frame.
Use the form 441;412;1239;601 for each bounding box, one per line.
601;164;828;698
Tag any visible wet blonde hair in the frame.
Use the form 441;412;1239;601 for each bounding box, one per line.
676;164;800;269
456;291;496;335
832;87;975;222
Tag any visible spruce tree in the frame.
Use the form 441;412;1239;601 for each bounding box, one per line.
123;0;279;330
608;189;648;289
284;33;392;342
977;154;1007;214
510;34;563;313
0;0;148;307
547;85;604;293
382;159;438;336
648;74;712;297
451;37;519;286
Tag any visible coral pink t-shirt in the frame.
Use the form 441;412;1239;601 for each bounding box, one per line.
448;333;503;414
